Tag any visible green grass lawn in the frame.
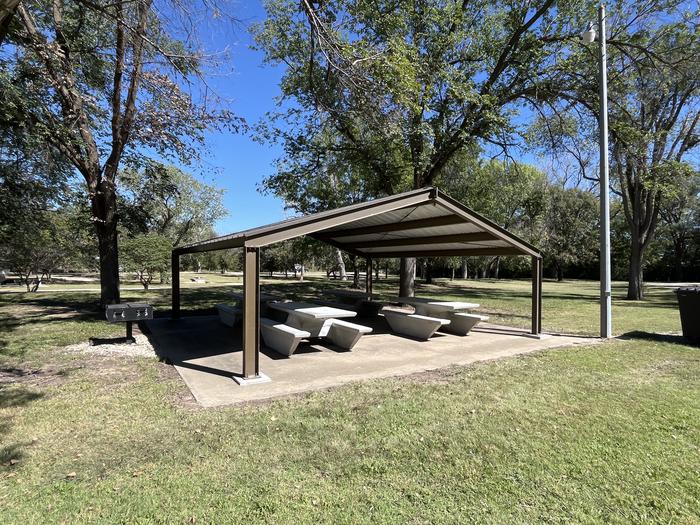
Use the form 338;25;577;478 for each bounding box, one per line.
1;277;698;523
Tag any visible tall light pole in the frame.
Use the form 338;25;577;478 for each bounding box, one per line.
582;4;612;338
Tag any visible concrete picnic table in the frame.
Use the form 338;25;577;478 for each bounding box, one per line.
327;289;385;317
396;297;480;317
395;297;486;336
267;301;357;337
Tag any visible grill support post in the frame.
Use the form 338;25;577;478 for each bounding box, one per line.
126;321;135;343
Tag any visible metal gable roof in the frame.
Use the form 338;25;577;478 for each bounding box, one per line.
174;187;541;258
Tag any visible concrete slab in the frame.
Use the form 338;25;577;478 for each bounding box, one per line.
145;316;597;407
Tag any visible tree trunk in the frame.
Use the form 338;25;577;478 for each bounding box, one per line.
424;262;433;284
627;238;644;300
351;255;360;288
451;267;455;281
334;248;347;281
375;263;379;280
460;260;468;279
399;258;416;297
92;181;120;306
555;262;564;282
0;0;20;46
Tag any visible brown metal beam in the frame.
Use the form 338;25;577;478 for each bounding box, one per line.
248;193;433;247
171;251;180;320
242;247;260;378
308;233;367;258
366;247;525;258
345;232;497;249
531;256;543;335
316;214;466;240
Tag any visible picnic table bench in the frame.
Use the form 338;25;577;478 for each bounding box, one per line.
264;301;372;354
395;297;488;336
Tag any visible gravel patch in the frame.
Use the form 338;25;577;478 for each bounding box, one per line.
65;334;157;358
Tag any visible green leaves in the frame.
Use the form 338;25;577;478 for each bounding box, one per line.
118;161;227;246
255;0;582;195
120;233;172;289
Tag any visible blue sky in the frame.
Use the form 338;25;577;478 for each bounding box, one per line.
194;0;290;235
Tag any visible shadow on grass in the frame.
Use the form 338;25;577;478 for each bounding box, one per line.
618;331;699;347
0;385;44;408
0;311;102;336
0;385;44;468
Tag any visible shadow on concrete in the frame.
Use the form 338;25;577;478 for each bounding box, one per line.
144;316;243;380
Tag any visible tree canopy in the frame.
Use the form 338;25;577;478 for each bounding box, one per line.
1;0;239;305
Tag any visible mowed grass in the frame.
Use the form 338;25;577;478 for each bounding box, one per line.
1;276;698;523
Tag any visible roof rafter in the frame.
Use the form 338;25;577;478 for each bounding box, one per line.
345;232;498;249
366;248;526;258
317;214;466;239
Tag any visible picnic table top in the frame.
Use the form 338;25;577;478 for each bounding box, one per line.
396;297;480;310
267;301;357;319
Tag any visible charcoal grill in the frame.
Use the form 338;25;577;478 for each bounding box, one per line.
105;303;153;343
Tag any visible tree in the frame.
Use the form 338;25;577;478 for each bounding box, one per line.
254;0;597;295
120;162;227;246
610;28;699;299
120;233;171;290
659;172;700;281
2;0;237;305
0;107;71;240
0;210;72;291
0;123;77;288
542;186;598;281
216;249;241;274
439;157;548;277
538;4;699;299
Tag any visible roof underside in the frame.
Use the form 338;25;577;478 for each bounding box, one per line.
175;187;540;258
